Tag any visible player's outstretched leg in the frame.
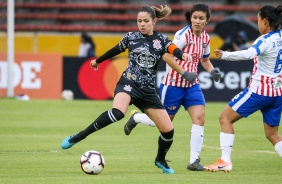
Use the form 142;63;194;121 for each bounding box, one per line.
62;108;125;149
61;134;79;149
124;110;139;135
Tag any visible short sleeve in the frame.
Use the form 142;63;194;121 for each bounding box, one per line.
202;40;210;58
173;30;187;50
118;32;131;52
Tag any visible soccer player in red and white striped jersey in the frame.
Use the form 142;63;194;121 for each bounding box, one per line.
205;5;282;172
160;4;221;171
162;23;211;87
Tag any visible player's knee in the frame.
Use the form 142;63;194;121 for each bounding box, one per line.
111;108;124;121
160;128;174;141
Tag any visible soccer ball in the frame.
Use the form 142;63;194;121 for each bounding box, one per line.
61;89;74;101
80;150;105;175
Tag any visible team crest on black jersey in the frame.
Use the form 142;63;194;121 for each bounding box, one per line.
123;85;132;92
153;39;162;49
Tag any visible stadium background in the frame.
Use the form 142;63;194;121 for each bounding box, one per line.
0;0;280;101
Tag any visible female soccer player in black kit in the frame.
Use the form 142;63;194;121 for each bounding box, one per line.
61;5;196;174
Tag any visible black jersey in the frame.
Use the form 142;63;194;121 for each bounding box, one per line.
118;31;173;89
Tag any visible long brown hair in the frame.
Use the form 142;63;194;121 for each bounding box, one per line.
138;5;171;20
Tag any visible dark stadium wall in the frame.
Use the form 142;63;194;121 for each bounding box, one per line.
63;56;128;100
63;57;253;102
0;53;253;101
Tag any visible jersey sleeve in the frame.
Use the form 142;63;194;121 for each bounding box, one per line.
202;40;210;58
118;32;131;52
95;33;130;63
173;30;187;49
222;47;257;60
250;35;268;56
221;37;263;60
162;34;174;52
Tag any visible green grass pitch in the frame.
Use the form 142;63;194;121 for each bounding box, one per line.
0;98;281;184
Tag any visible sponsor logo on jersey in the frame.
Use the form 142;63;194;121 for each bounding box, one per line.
136;52;156;68
130;41;138;45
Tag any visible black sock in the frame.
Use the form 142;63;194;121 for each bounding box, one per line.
71;108;124;143
156;129;174;161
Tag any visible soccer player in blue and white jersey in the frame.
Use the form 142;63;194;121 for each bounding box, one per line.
204;5;282;172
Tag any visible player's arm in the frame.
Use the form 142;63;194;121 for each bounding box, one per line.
90;44;122;69
200;41;213;72
215;47;257;60
200;57;222;82
162;53;184;74
200;57;214;73
167;44;192;62
162;53;196;84
91;32;130;69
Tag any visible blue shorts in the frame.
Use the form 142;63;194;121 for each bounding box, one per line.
229;88;282;126
159;84;205;115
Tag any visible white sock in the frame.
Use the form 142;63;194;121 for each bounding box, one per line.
134;113;156;127
190;124;204;164
220;132;235;163
274;141;282;157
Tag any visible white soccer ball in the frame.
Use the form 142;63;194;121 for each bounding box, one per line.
80;150;105;175
61;89;74;101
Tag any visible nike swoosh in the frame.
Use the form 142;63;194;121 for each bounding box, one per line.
218;166;225;169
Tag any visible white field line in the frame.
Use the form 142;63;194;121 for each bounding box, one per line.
250;150;276;154
203;145;276;154
202;145;221;150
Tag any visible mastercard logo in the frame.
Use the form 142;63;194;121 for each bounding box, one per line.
77;58;128;100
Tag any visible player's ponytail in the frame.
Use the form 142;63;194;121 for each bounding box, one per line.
151;5;172;20
274;5;282;29
139;5;171;20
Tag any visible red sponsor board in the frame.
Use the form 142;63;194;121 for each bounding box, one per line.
0;53;62;99
63;57;128;100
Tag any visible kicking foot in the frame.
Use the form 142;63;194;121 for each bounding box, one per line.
155;160;175;174
61;134;78;149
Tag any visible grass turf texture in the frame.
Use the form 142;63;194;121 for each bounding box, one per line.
0;98;281;184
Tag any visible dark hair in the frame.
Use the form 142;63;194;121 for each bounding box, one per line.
259;5;282;30
184;4;211;24
138;5;171;20
81;32;95;50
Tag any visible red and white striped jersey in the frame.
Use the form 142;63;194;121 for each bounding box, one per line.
162;25;210;87
222;30;282;97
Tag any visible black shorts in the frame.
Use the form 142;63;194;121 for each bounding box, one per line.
114;76;165;112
